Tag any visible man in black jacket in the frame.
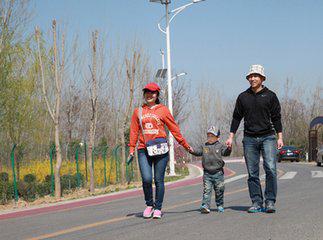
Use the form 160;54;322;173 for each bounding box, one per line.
226;64;284;213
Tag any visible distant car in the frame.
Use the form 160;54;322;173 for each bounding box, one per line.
278;146;301;162
317;147;323;167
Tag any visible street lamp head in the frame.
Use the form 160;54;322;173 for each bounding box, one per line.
193;0;205;3
150;0;171;4
177;72;187;77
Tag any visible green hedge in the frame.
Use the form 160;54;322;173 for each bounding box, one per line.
0;172;85;203
0;181;14;204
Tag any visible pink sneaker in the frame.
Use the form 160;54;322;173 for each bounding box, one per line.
143;206;154;219
153;209;162;219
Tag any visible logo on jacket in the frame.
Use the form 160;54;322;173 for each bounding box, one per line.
145;123;153;129
203;147;209;154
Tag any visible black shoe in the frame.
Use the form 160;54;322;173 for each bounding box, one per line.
265;201;276;213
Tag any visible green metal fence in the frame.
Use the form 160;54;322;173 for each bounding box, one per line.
0;143;138;204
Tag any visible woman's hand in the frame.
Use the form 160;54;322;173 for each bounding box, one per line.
187;146;194;154
127;153;134;165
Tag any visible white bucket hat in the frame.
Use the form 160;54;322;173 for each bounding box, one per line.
246;64;266;80
207;126;220;137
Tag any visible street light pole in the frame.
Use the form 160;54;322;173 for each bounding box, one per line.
164;2;177;176
151;0;205;176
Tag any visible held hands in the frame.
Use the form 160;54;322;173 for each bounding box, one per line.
225;137;233;149
187;145;194;154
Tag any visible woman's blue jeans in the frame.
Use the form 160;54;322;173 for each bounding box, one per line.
243;134;278;205
138;149;169;210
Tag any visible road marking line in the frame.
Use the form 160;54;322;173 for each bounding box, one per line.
311;171;323;178
260;174;266;180
26;216;132;240
224;174;248;184
26;170;285;240
25;187;250;240
24;174;246;240
279;171;297;180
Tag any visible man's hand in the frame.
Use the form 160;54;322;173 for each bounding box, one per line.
226;138;233;149
277;132;284;149
277;138;284;150
226;133;235;149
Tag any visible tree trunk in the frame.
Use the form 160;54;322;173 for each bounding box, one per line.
87;30;99;193
88;122;95;193
54;121;62;198
35;20;64;198
120;127;126;184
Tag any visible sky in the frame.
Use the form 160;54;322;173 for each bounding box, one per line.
29;0;323;99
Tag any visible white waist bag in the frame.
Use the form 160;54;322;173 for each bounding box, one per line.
139;107;169;157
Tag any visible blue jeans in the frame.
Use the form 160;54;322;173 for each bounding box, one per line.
243;134;277;205
201;171;225;209
138;149;169;210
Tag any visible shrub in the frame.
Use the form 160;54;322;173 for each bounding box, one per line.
44;174;52;183
0;181;13;204
0;172;9;183
36;181;51;197
18;181;37;202
61;174;76;192
23;174;36;183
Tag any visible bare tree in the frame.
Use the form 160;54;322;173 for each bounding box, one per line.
35;19;65;198
87;30;99;193
61;37;82;160
118;51;140;184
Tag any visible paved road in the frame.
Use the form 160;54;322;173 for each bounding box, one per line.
1;162;323;240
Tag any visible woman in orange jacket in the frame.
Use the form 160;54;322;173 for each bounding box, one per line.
129;82;193;219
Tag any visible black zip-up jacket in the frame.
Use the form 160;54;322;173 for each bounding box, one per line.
230;86;282;137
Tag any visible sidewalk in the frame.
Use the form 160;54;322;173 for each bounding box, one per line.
0;163;234;220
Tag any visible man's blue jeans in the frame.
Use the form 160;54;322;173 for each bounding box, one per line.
138;149;169;210
201;171;225;209
243;134;277;205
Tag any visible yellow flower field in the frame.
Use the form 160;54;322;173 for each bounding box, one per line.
1;157;135;186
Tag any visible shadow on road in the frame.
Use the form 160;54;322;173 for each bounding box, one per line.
226;206;249;212
163;209;200;214
126;212;143;218
126;209;201;218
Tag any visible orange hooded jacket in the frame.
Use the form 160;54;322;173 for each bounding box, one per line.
129;104;190;154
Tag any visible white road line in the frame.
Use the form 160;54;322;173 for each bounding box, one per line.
225;174;248;184
311;171;323;178
279;171;297;180
260;174;266;180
